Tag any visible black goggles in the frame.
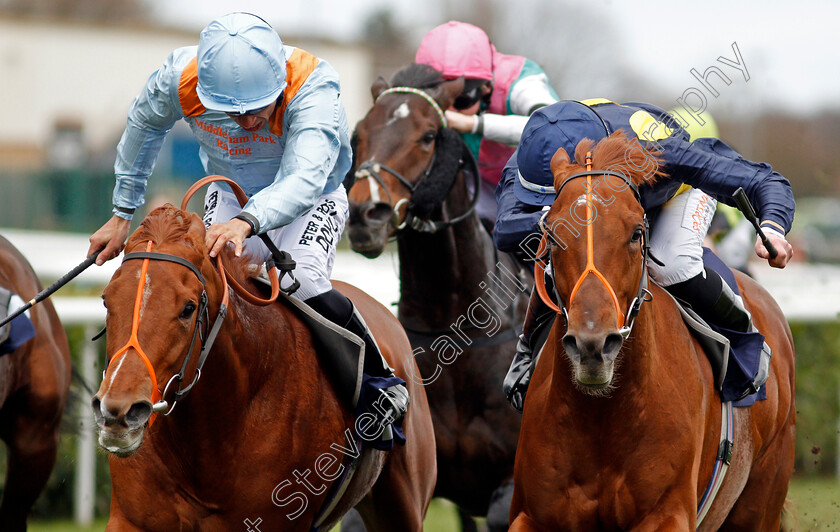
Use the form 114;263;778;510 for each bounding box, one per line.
452;81;488;111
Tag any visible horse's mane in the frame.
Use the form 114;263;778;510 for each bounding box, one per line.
129;204;197;251
569;130;668;188
391;63;445;89
128;204;256;284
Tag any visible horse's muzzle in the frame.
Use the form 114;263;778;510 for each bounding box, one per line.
348;201;394;258
91;395;151;456
562;330;624;390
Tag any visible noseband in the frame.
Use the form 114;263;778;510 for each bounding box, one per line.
351;86;480;234
535;152;653;338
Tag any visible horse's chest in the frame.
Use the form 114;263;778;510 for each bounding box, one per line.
538;481;638;530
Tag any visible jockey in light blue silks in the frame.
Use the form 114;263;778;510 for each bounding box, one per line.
88;13;408;447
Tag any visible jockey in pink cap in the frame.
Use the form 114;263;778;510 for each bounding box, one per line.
416;21;559;225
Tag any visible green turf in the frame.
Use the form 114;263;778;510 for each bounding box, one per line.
28;520;109;532
785;476;840;531
25;476;839;531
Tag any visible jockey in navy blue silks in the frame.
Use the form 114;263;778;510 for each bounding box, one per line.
497;99;795;412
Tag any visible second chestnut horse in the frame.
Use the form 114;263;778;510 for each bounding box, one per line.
510;133;795;531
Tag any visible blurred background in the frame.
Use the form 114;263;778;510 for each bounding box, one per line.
0;0;838;529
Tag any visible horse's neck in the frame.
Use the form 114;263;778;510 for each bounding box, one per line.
397;170;499;327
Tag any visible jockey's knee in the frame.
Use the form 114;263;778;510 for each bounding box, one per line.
288;262;332;300
647;252;704;288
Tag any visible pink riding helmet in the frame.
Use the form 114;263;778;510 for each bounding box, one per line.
415;21;494;81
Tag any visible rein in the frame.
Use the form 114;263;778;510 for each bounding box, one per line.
106;176;296;424
351;86;481;234
534;153;653;338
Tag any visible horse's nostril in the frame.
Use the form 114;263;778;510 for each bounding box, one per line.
126;402;153;428
562;334;580;361
91;397;105;424
603;333;624;358
564;331;622;362
366;202;394;226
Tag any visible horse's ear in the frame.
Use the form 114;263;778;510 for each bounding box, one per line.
434;77;465;110
371;76;389;102
186;213;206;246
551;148;572;190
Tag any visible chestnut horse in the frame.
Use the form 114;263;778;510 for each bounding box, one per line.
346;64;529;531
92;204;436;531
0;235;71;531
509;133;796;531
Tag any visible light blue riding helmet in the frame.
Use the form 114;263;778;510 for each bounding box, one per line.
196;13;287;114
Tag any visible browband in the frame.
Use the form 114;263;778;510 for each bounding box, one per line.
555;170;641;202
123;252;206;287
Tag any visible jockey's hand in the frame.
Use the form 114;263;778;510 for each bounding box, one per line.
89;215;131;266
755;231;793;268
205;218;252;258
444;110;477;134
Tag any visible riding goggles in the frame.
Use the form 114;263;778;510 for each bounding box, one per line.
226;103;271;117
452;80;488;111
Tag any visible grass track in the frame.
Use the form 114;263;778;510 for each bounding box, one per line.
28;476;839;531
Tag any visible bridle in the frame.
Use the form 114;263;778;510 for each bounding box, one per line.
351;86;480;234
534;152;654;339
105;175;294;425
108;240;225;426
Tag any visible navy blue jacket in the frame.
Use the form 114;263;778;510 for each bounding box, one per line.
494;100;795;253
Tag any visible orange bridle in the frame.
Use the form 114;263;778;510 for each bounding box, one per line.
104;175;291;426
534;152;652;338
107;241;162;408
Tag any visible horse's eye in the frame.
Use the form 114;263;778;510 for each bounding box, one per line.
179;302;197;320
631;227;644;242
420;131;436;144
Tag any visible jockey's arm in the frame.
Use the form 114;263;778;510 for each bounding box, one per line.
235;81;343;235
91;49;187;263
448;66;558;145
661;135;795;269
493;154;544;254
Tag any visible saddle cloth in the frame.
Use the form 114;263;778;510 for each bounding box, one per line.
254;276;406;449
0;286;36;356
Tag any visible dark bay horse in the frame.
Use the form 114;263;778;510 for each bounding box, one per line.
0;235;71;531
347;64;529;530
92;204;436;531
509;133;796;531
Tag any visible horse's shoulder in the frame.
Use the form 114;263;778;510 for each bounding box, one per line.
648;283;687;322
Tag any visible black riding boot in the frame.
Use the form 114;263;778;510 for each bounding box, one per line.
305;289;410;440
666;267;772;393
503;282;555;412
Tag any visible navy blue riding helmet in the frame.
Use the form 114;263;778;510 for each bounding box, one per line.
513;101;613;207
